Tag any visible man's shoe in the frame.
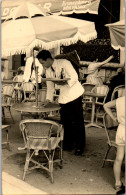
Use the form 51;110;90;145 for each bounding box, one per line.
74;149;83;156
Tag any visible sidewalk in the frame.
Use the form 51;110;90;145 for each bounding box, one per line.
2;172;48;195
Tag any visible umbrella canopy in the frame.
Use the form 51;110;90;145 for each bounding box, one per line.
5;1;46;20
105;20;125;50
2;15;97;56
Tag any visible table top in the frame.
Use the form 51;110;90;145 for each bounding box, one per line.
84;92;105;98
2;80;21;84
41;78;70;82
12;102;60;113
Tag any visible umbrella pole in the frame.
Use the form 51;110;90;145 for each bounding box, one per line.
33;54;39;108
35;66;39;107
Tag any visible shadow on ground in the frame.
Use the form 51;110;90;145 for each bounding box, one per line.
2;109;125;194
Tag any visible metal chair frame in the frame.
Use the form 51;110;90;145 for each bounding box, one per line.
2;84;14;123
92;85;109;126
82;83;95;122
13;75;23;103
102;112;118;167
22;82;36;102
111;85;125;101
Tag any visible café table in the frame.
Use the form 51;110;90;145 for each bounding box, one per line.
2;79;22;84
83;92;105;128
12;102;60;119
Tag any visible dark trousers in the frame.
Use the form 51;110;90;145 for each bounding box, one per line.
60;96;86;150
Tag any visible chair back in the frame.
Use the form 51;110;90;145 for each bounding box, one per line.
82;83;95;92
13;75;24;88
103;112;118;146
92;85;109;105
16;66;25;75
2;84;14;97
2;84;14;106
22;82;35;102
19;119;63;150
13;75;24;82
22;82;35;92
82;83;95;102
111;85;125;101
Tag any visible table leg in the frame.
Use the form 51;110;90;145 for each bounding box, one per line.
85;97;102;128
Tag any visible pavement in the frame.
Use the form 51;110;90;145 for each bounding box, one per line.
2;172;48;195
1;107;125;194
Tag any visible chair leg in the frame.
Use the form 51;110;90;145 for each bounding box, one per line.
59;141;63;169
5;129;11;151
49;152;54;183
8;107;14;123
23;150;30;180
102;145;111;168
2;107;6;122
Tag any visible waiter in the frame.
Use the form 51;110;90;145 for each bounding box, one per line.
37;50;86;156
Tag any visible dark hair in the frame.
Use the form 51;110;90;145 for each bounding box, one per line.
55;50;81;76
37;50;52;60
33;47;40;51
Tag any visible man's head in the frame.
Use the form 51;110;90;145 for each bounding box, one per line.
37;50;53;69
32;47;40;57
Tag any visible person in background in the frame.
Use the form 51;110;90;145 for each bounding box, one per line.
86;55;113;86
37;50;86;156
1;64;5;81
106;65;125;102
104;96;125;195
23;47;43;89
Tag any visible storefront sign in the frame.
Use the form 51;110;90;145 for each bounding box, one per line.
2;0;100;19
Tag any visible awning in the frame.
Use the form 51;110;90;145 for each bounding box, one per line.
1;0;101;20
105;20;125;50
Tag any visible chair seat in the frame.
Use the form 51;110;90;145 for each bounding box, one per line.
28;137;62;150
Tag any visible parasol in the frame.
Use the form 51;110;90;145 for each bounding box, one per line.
105;20;125;50
1;1;97;107
2;9;97;56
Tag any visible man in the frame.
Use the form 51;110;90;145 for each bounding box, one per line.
23;47;43;89
37;50;86;155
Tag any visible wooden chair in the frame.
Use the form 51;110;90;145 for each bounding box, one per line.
92;85;109;126
2;84;14;123
22;82;35;102
82;83;95;105
19;119;64;183
102;112;118;167
13;75;23;103
2;125;11;150
111;85;125;101
82;83;95;122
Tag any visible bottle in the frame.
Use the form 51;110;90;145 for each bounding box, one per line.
60;68;65;79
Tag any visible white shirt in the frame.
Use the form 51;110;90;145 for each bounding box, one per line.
23;57;43;83
46;59;84;104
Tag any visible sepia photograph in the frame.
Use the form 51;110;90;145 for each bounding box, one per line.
1;0;125;194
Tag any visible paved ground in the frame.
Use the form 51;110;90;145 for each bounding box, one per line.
2;108;125;194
